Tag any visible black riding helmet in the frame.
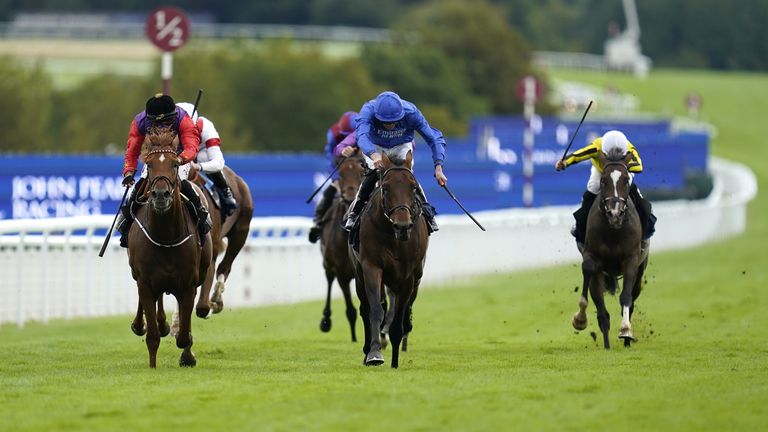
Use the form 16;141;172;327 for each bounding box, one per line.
145;93;177;122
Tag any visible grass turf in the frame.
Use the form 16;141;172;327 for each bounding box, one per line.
1;68;766;431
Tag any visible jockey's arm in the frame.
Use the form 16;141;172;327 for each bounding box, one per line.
122;119;144;177
627;144;643;173
198;139;225;172
177;116;201;164
334;132;358;158
414;115;446;168
563;142;600;167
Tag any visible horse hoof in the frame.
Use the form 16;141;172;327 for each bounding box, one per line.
319;317;332;332
131;322;146;336
572;313;588;331
211;301;224;314
623;338;632;348
159;321;171;338
619;328;636;342
179;351;197;368
196;307;211;319
365;351;384;366
380;332;390;350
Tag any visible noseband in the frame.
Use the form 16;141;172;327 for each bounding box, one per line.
379;166;422;225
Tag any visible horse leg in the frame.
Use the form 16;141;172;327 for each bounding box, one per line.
156;297;170;337
176;291;197;367
319;269;334;333
130;301;146;336
339;277;358;342
196;256;215;319
353;262;372;358
380;286;394;350
403;277;422;352
588;273;611;350
138;284;160;368
389;279;414;369
572;257;593;331
630;256;648;320
362;265;385;366
619;259;640;346
211;224;249;313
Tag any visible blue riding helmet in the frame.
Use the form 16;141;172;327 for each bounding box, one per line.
373;91;405;123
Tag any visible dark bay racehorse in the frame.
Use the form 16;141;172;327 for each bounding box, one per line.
571;150;650;349
350;151;428;368
318;153;364;341
127;129;212;367
190;166;254;317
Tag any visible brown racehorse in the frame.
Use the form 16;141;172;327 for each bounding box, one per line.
318;152;364;341
127;129;212;367
350;151;428;368
571;150;650;349
189;165;254;317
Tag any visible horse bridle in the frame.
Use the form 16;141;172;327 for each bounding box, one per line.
144;148;180;197
601;161;630;215
379;166;422;225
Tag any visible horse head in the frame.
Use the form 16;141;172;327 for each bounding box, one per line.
379;151;420;241
598;150;633;229
338;151;364;203
142;128;181;214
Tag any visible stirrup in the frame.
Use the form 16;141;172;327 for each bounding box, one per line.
343;213;358;231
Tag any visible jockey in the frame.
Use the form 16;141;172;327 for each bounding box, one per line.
555;130;657;249
176;102;238;215
343;91;447;233
308;111;358;243
116;93;212;248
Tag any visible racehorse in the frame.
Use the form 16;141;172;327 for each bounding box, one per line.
127;129;212;367
189;165;254;317
571;150;650;349
318;153;364;341
350;151;428;368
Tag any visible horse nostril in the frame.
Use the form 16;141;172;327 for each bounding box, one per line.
151;190;158;198
163;190;171;199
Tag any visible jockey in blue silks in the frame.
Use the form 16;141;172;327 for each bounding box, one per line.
343;91;448;233
308;111;358;243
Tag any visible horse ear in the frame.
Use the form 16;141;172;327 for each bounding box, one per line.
381;152;391;168
597;151;607;166
405;150;413;166
622;152;633;166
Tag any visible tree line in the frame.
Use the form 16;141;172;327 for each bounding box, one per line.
1;1;536;153
3;0;767;71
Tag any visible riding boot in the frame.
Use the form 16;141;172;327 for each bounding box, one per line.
572;190;597;247
208;170;237;215
181;179;212;246
630;184;656;240
116;177;146;248
415;183;439;234
308;185;337;243
343;169;378;231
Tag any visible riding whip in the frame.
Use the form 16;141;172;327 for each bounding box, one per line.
191;89;203;119
560;100;593;161
98;185;131;257
306;156;348;204
441;184;486;231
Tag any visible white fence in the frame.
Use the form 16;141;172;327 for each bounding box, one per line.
0;157;757;327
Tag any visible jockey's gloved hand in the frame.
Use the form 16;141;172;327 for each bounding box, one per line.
122;172;136;187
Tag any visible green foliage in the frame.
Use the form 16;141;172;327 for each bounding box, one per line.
398;0;534;113
0;59;53;152
51;74;151;153
171;40;378;152
360;43;488;135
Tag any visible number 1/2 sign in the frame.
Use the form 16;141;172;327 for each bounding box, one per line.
145;6;190;52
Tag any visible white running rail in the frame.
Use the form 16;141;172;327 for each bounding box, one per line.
0;157;757;327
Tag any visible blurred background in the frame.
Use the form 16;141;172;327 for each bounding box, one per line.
0;0;764;218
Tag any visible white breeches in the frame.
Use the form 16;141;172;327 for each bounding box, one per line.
363;141;415;169
140;162;190;181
